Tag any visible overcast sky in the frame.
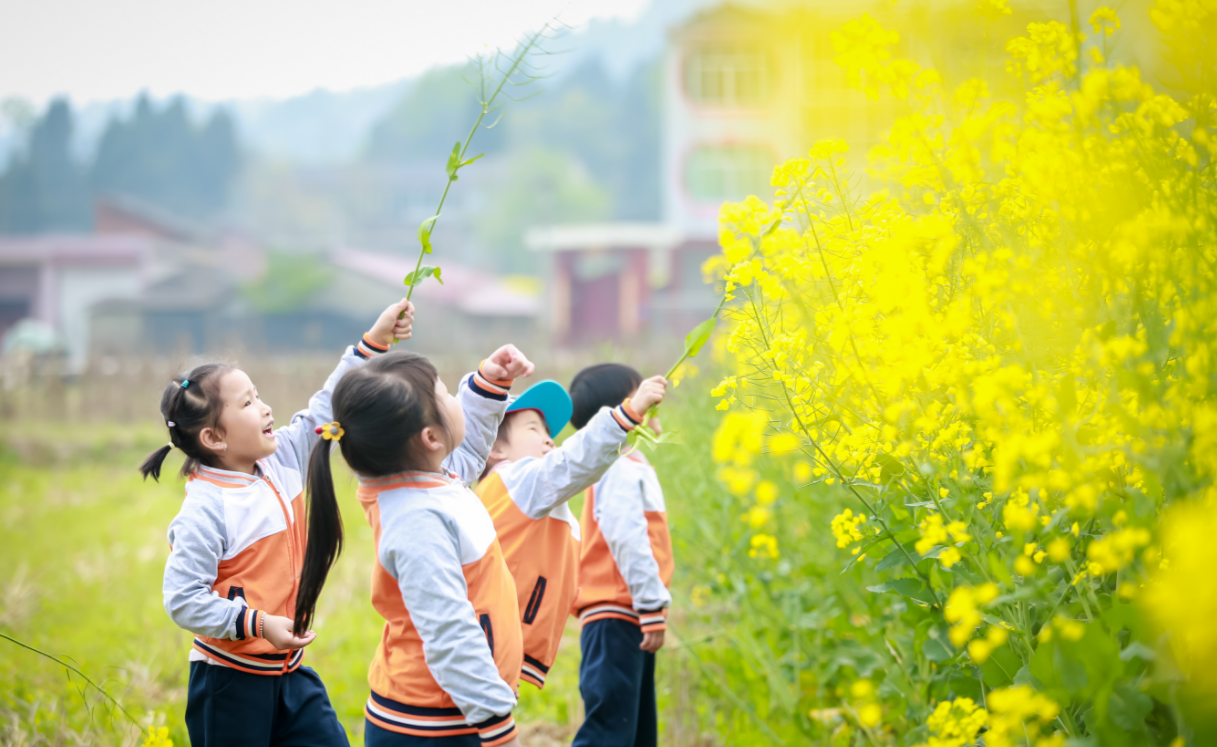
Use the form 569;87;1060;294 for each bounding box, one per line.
0;0;650;105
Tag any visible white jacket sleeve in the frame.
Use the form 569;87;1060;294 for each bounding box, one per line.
443;370;511;484
502;403;637;519
270;336;388;476
378;505;517;725
163;495;247;639
595;459;672;613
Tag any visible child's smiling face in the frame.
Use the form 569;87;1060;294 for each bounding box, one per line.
213;369;278;468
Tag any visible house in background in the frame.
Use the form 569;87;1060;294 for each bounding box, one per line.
528;3;893;346
528;1;1038;347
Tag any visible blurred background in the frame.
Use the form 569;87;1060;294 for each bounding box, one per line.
3;0;1162;400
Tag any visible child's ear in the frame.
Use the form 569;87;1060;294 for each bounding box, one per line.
198;426;226;455
419;425;446;453
488;438;509;463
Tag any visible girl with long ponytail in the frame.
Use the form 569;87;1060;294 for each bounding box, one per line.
145;299;414;747
294;345;534;747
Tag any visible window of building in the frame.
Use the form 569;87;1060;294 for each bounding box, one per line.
685;145;775;203
684;44;770;107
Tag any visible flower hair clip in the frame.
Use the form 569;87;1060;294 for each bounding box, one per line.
316;422;345;442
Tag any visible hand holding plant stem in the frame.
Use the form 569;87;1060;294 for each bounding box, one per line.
629;219;778;449
394;25;555;340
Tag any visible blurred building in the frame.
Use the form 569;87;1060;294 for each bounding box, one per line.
530;1;1037;347
530;2;899;346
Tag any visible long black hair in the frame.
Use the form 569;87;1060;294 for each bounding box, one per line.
138;362;234;481
569;362;642;429
294;351;449;634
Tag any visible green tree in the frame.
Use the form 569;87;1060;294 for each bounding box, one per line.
0;98;91;234
90;95;241;219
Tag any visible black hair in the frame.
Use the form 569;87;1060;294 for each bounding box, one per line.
294;350;450;635
138;362;235;481
569;363;642;430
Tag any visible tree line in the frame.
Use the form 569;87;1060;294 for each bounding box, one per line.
0;95;241;234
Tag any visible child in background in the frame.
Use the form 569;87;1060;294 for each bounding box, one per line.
476;374;667;690
292;346;534;747
569;363;675;747
140;299;415;747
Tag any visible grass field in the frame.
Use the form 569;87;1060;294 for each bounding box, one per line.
0;369;740;746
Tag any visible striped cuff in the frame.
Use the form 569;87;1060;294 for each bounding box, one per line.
520;654;550;689
611;398;643;433
468;362;514;401
639;608;667;633
474;713;517;746
355;333;391;359
235;608;265;640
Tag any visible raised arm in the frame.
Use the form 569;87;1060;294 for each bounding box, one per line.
379;506;518;735
444;345;534;483
272;300;414;474
504;376;666;517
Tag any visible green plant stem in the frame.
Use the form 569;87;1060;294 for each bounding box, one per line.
0;632;140;727
402;27;548;308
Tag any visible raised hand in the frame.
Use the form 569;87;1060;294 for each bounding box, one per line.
369;299;416;346
482;344;535;381
628;376;668;418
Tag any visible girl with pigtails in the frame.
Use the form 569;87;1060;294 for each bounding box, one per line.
140;299;415;747
293;346;534;747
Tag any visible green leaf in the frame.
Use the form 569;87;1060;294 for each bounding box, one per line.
763;217;783;237
1107;680;1153;730
875;541;919;572
922;625;954;662
404;265;443;287
1055;641;1090;693
1118;642;1156;662
418;214;440;254
459;153;485;168
684;316;718;358
866;578;934;605
445;141;461;179
978;643;1021;688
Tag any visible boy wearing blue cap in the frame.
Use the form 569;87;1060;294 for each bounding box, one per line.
476;375;666;689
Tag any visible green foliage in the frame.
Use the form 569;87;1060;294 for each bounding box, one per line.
242;251;329;313
0;98;91;234
403;265;443;287
90;94;241;218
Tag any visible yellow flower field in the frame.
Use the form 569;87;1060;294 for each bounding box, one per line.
702;0;1217;743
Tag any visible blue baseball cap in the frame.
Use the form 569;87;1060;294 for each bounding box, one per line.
507;380;572;438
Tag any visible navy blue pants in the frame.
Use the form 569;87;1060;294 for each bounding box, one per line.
364;720;480;746
573;618;657;747
185;661;349;747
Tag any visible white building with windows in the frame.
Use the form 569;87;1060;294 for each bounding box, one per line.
528;2;915;346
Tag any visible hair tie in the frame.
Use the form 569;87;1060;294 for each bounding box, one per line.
167;441;175;450
181;380;190;389
167;421;176;427
315;422;345;442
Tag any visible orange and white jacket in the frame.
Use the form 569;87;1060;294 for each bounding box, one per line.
476;401;641;689
574;451;674;634
359;369;521;747
162;334;389;675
